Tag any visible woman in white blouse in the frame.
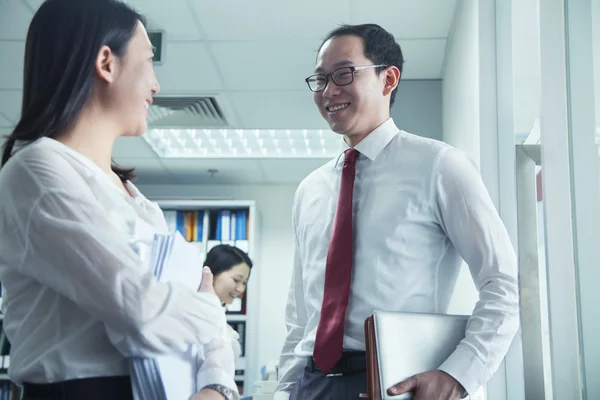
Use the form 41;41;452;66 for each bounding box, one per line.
0;1;237;400
203;245;253;361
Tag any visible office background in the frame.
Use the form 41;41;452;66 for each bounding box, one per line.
1;0;599;399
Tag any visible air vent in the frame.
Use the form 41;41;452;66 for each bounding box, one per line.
148;30;164;63
148;96;229;128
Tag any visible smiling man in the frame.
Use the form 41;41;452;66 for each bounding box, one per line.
274;24;520;400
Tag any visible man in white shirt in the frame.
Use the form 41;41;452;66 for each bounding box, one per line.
274;23;519;400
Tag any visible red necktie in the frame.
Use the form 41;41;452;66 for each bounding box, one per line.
313;148;359;374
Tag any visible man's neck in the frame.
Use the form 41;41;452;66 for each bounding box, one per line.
344;117;391;147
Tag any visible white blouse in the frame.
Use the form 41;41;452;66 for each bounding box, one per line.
0;137;236;394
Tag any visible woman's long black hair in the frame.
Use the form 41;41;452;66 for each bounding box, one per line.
1;0;146;181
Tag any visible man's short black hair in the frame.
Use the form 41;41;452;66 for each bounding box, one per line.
319;23;404;107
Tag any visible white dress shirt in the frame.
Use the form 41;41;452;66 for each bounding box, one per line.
275;119;519;398
0;137;236;394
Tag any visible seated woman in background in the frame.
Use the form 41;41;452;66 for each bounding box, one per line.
204;245;253;360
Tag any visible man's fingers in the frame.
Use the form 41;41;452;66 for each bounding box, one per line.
387;375;418;396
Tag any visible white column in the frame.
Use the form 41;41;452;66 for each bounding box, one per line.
564;0;600;397
538;0;583;398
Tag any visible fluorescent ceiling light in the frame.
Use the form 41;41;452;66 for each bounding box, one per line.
143;128;344;158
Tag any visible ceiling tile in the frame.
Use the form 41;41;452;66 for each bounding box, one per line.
0;2;33;40
113;137;159;159
0;90;22;123
154;42;224;93
229;91;327;129
0;42;25;90
352;0;457;38
160;158;265;184
258;158;330;183
398;39;447;79
211;41;320;91
126;0;202;41
190;0;351;41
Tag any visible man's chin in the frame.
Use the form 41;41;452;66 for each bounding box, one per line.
327;121;349;135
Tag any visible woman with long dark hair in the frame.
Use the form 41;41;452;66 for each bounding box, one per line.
0;1;236;399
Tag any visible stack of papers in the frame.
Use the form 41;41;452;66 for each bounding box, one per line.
130;231;205;400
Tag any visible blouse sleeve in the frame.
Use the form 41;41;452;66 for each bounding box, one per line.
21;185;227;357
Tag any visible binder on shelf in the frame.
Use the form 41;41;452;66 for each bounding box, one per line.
235;210;248;240
201;211;210;243
130;231;204;400
163;211;204;243
214;210;248;242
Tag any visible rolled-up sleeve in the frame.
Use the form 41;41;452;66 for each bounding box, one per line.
196;336;239;399
432;148;520;396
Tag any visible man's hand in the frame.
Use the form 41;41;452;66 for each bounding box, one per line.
189;388;226;400
387;370;466;400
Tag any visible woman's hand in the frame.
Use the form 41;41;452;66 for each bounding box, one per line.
189;388;226;400
198;266;217;297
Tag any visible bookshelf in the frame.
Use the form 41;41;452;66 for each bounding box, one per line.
155;199;258;396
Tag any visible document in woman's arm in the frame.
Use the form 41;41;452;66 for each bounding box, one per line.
130;231;213;400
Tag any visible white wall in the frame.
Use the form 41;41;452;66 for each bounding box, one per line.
512;0;542;138
442;0;481;166
392;80;443;141
441;0;480;316
443;4;520;398
136;183;299;380
593;0;600;132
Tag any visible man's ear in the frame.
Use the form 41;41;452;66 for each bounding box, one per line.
95;45;118;84
383;66;400;96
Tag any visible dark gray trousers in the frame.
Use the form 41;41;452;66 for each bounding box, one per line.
290;366;367;400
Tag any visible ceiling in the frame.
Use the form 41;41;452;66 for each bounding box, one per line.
0;0;457;184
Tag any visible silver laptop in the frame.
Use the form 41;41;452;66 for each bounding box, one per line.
365;310;469;400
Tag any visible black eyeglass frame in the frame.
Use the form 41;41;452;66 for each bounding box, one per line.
304;64;388;92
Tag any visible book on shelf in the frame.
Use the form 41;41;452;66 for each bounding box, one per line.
162;210;205;242
162;209;250;244
0;321;10;373
214;209;249;241
0;382;20;400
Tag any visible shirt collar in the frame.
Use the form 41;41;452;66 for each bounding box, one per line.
339;118;399;162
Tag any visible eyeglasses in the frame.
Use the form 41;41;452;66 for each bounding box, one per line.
304;64;387;92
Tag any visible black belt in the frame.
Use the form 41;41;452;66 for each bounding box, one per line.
23;376;133;400
307;351;367;376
